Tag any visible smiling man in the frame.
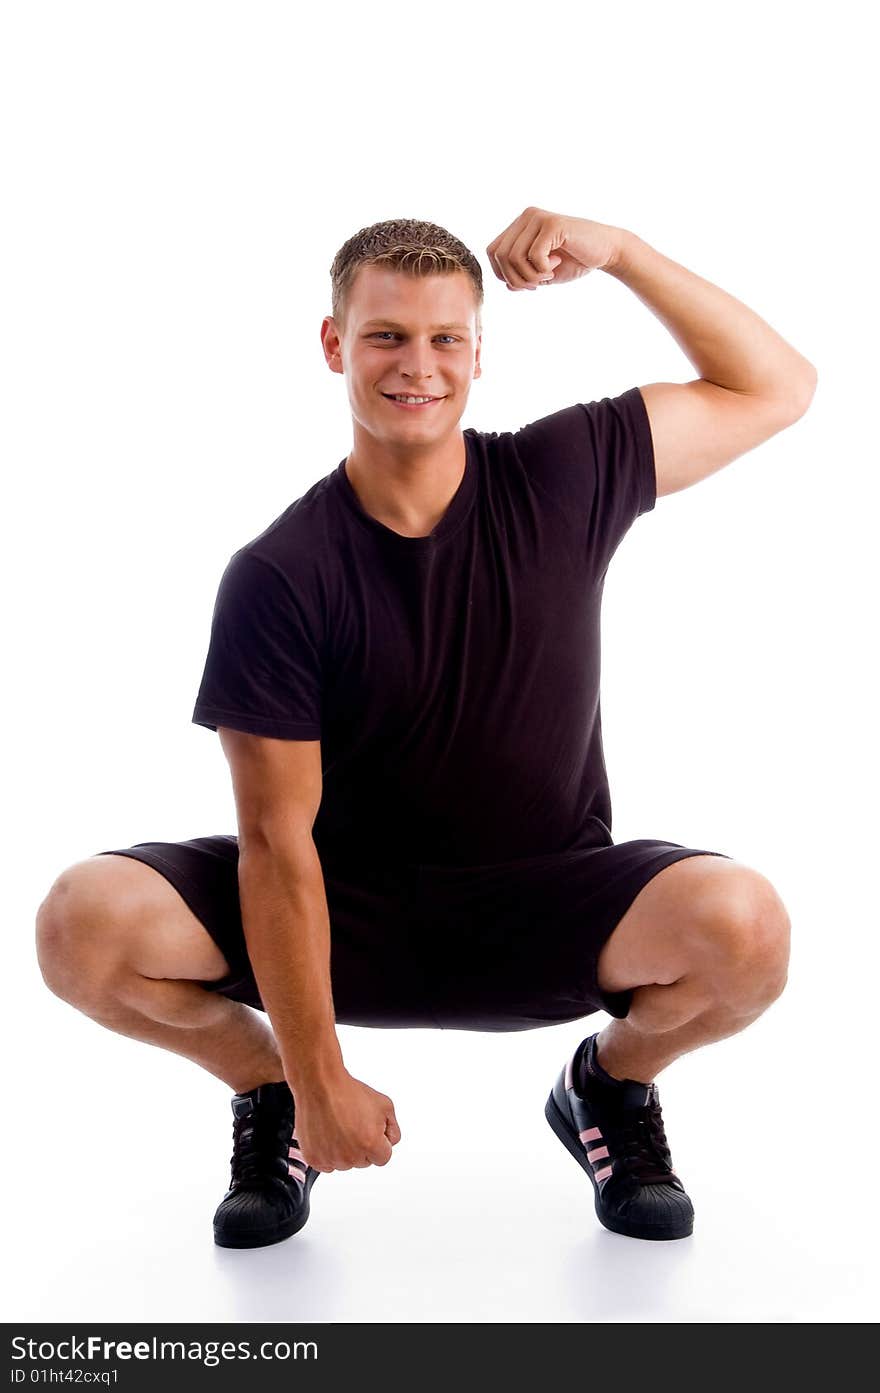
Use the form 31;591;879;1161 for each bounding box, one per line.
36;210;816;1249
328;262;481;539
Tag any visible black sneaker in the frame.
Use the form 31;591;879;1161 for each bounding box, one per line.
544;1034;694;1241
213;1079;319;1249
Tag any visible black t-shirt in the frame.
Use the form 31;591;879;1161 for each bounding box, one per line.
192;386;656;867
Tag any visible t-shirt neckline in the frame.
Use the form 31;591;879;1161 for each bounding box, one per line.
333;431;476;547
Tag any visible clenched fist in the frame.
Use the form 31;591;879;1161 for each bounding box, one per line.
292;1070;402;1173
486;206;622;290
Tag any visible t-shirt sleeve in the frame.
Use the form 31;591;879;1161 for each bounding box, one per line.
191;548;323;739
510;385;657;578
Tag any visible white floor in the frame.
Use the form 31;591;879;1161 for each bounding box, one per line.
10;974;874;1324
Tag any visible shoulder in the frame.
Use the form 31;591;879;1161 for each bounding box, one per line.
236;469;342;579
510;387;647;453
467;387;647;461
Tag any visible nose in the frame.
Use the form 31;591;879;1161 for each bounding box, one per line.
399;345;434;383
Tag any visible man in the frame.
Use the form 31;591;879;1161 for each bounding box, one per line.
35;209;816;1249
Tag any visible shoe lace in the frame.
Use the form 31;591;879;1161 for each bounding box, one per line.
604;1091;677;1185
230;1105;292;1188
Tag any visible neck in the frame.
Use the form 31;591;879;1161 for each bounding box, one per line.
344;428;467;539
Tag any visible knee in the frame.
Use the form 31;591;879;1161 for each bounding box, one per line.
35;865;128;1009
693;869;791;1012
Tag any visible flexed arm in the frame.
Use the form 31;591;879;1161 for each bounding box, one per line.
486;206;817;497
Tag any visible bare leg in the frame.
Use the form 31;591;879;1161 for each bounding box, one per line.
36;855;284;1094
594;855;791;1084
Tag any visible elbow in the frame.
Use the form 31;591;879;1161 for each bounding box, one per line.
238;823;319;867
755;362;818;426
790;362;819;419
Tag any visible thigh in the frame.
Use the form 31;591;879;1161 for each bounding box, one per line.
95;836;241;986
95;837;439;1028
414;839;733;1030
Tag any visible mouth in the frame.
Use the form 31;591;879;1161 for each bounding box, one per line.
381;393;446;410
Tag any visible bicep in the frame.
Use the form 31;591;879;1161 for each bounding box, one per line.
218;728;323;852
638;380;809;498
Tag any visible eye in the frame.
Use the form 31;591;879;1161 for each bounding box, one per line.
368;333;460;343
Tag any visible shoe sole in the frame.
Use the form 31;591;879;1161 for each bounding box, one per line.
214;1168;319;1249
544;1089;693;1241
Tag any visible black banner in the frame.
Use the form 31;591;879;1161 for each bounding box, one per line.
2;1322;861;1389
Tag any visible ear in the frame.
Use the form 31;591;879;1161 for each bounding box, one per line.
321;316;344;374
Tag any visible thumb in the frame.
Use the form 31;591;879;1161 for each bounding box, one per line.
538;254;563;283
384;1113;402;1145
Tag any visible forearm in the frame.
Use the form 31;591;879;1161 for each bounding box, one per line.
604;228;817;408
238;839;345;1091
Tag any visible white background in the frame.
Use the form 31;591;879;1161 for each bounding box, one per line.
4;0;877;1324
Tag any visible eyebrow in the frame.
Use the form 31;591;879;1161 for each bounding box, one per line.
361;319;471;332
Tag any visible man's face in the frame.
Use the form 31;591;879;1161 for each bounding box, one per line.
322;265;482;445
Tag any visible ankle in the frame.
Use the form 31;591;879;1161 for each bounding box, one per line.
594;1025;657;1086
227;1057;287;1095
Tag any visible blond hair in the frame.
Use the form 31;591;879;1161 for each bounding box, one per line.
330;217;483;335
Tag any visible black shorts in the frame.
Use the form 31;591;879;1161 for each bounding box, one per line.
95;834;732;1032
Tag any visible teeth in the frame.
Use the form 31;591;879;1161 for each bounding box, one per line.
390;394;435;403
